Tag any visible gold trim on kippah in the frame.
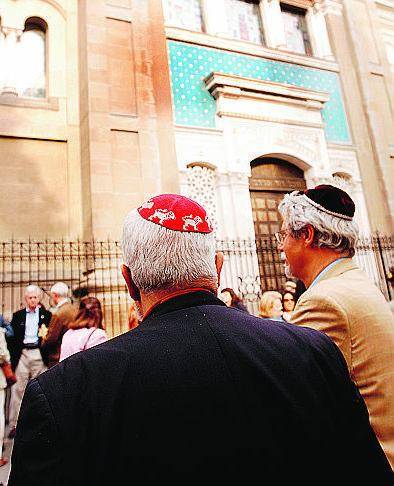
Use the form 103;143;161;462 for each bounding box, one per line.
300;194;353;221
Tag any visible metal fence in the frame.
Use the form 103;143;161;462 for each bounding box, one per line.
220;234;393;314
0;235;392;334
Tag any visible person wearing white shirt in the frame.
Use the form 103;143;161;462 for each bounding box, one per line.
7;285;52;438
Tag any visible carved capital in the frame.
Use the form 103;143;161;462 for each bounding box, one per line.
321;0;343;16
1;26;23;41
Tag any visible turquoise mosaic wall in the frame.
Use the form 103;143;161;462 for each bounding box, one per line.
168;40;350;143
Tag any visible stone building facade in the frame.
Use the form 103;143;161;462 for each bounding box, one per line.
0;0;392;241
0;0;179;240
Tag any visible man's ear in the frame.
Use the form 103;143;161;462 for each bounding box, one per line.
303;225;315;248
215;252;224;287
121;265;141;302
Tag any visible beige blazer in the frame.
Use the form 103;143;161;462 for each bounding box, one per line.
291;258;394;468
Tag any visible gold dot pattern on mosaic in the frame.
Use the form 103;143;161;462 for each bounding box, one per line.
168;40;351;143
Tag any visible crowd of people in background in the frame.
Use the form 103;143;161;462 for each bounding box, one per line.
0;283;112;457
0;186;393;484
7;189;393;486
0;280;142;466
219;278;301;324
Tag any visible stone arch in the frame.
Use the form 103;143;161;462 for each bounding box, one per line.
332;170;352;181
261;152;312;173
20;0;66;23
249;155;307;198
239;145;316;179
331;171;355;197
186;161;217;171
24;16;48;31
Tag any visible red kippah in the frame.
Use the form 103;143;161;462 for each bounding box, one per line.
137;194;213;233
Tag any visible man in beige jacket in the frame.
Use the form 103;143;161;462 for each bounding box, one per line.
277;184;394;469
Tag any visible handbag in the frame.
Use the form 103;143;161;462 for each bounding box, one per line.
0;361;17;387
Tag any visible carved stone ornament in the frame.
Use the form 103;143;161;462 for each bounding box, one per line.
185;165;218;229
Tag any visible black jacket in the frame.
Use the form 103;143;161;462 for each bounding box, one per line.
7;307;52;370
9;291;393;485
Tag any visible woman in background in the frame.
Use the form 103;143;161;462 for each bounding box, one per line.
220;288;249;313
282;292;295;322
259;291;284;322
0;329;11;467
60;297;108;361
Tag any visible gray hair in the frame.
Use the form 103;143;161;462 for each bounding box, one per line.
25;284;42;297
278;191;359;256
121;210;217;293
50;282;69;297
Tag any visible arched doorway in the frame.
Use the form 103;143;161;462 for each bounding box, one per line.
249;157;306;290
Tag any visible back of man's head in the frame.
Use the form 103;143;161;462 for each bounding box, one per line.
50;282;69;297
122;194;216;294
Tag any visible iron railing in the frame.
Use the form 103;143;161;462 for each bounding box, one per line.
0;235;392;333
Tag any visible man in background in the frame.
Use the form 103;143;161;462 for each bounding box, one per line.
278;184;394;468
6;285;51;438
40;282;77;368
387;266;394;315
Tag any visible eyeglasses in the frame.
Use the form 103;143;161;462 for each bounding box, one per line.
274;230;289;245
283;298;294;302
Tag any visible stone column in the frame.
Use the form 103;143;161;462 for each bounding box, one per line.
201;0;229;37
323;0;393;233
307;2;334;60
352;178;372;236
216;170;255;240
260;0;286;50
0;27;22;96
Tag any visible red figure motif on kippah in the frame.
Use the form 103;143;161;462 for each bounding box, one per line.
137;194;213;233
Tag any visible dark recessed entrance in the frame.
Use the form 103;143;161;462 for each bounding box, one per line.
249;157;306;290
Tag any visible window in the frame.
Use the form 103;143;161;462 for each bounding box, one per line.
224;0;264;44
280;3;311;55
163;0;204;32
17;18;47;98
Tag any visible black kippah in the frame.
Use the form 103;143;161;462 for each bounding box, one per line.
300;184;355;220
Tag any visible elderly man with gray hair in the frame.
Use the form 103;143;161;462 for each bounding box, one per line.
40;282;77;368
8;194;393;485
277;184;394;469
7;284;52;438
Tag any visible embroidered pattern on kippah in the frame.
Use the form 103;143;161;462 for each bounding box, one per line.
137;194;213;233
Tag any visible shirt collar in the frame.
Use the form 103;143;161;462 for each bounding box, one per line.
56;298;69;308
309;258;346;289
142;289;224;323
25;306;39;314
